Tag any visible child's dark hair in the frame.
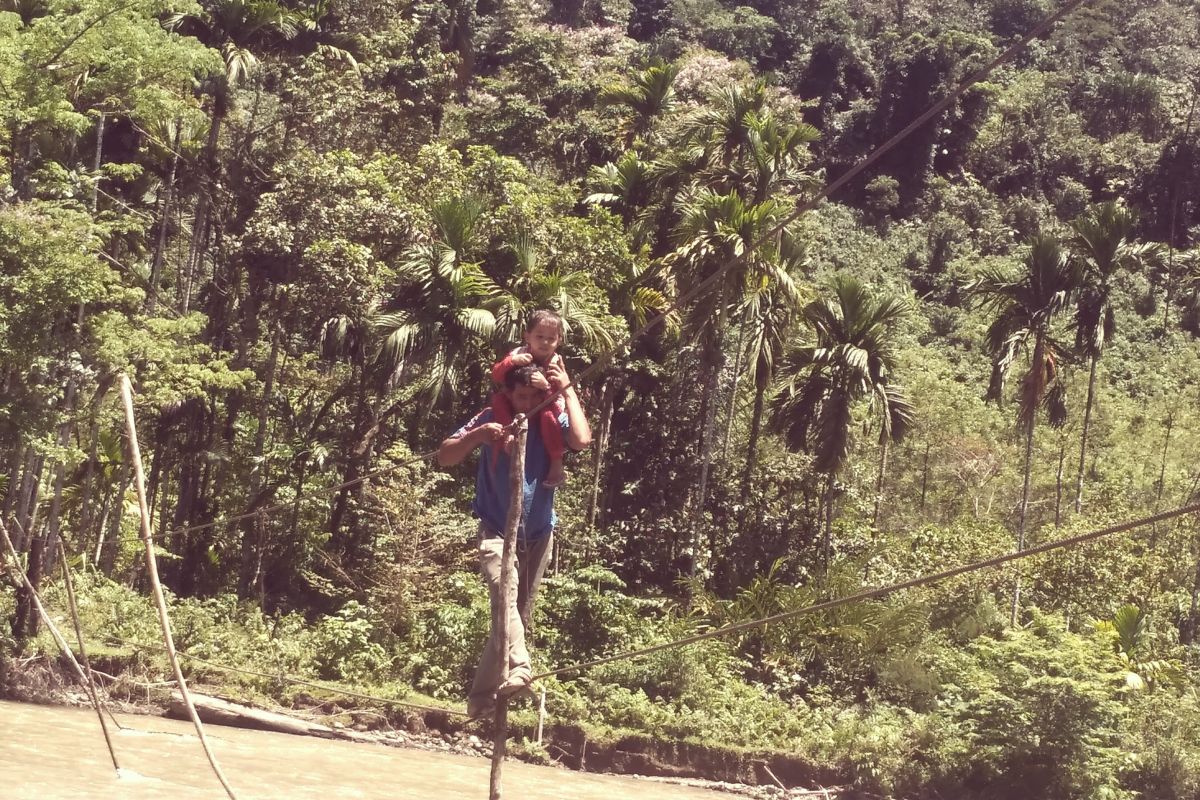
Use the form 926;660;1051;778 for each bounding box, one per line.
503;364;542;390
527;309;565;339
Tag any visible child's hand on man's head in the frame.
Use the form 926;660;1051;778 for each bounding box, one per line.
530;370;551;391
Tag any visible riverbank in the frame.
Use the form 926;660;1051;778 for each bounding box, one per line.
0;653;849;800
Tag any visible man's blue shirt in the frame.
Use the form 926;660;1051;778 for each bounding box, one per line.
451;408;570;540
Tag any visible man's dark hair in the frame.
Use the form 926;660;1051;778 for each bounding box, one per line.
504;364;542;390
527;309;565;339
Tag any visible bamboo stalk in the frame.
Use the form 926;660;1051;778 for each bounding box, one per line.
118;375;238;800
490;416;528;800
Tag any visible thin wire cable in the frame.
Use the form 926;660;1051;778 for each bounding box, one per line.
517;0;1093;425
533;500;1200;680
105;634;468;718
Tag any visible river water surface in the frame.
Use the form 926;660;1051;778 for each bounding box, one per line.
0;700;726;800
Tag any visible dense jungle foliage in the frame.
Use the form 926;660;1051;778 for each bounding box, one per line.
3;0;1200;796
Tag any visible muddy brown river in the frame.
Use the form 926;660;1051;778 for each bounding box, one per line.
0;700;726;799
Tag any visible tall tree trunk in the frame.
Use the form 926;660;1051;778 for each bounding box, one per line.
97;460;129;575
11;452;47;637
1150;411;1175;548
76;379;113;553
918;442;931;513
1011;406;1038;626
329;367;370;553
1054;434;1067;528
872;436;890;529
241;321;281;597
2;442;28;525
1073;353;1099;513
147;121;183;314
43;306;85;575
91;111;106;212
1163;93;1196;331
12;450;44;553
736;384;767;532
721;321;747;464
182;104;223;314
822;472;836;570
690;356;722;579
585;376;615;530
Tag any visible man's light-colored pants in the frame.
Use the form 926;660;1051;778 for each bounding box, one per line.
468;527;554;709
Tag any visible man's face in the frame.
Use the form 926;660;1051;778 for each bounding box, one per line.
506;384;540;414
524;321;560;362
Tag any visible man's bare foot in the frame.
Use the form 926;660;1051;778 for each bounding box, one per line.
467;692;496;721
543;459;565;488
498;669;533;700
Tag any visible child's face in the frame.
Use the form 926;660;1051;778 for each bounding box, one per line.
524;321;561;362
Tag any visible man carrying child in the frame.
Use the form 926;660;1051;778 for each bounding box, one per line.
437;310;592;720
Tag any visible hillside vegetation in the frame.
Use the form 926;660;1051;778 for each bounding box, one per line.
3;1;1200;796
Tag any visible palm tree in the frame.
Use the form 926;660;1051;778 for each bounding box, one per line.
970;234;1079;624
769;276;913;566
370;197;503;406
668;191;793;572
1068;202;1162;513
321;197;502;549
1096;604;1185;692
737;231;807;513
494;232;616;353
584;152;655;245
600;58;680;149
683;79;770;181
739;109;821;204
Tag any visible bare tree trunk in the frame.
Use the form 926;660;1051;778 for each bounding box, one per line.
2;442;27;527
77;401;103;553
43;307;85;577
690;357;722;579
919;442;931;513
1163;92;1196;331
91;111;106;212
12;450;44;552
822;472;836;570
1073;354;1099;513
736;384;767;532
182;108;222;314
97;460;129;574
585;377;615;530
872;437;890;529
147;121;183;314
1150;411;1175;547
721;321;747;463
1054;434;1067;528
241;321;281;597
1011;409;1037;626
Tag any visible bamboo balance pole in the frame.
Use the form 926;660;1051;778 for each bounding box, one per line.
490;415;528;800
118;375;239;800
0;519;120;771
59;540;124;747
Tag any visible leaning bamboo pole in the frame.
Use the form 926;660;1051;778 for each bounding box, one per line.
118;375;238;800
490;416;528;800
